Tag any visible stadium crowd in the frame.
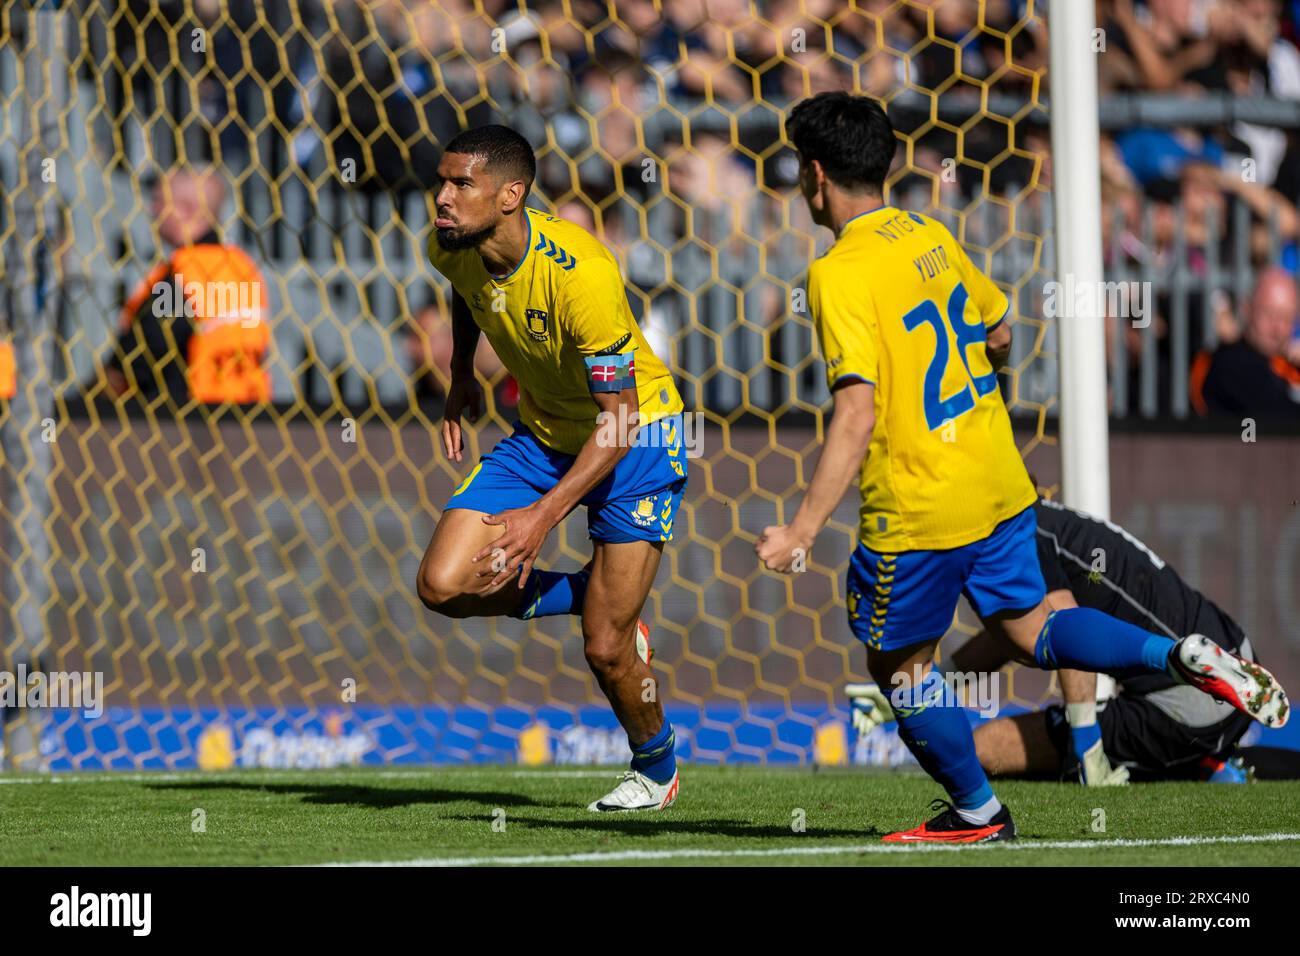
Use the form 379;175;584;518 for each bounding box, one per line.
80;0;1300;419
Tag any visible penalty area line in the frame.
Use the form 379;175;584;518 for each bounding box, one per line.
313;831;1300;866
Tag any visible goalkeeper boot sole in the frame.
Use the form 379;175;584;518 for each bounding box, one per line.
882;799;1016;844
1171;635;1289;728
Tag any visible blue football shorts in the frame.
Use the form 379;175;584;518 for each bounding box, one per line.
444;414;688;544
845;505;1046;652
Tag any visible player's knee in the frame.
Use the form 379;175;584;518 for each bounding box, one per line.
416;561;471;616
582;623;633;677
866;642;938;691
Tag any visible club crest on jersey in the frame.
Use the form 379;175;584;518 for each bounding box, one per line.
525;308;549;341
631;496;657;527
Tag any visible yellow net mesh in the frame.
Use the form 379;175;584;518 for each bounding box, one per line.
0;0;1059;771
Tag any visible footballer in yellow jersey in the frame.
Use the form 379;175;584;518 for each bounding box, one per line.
808;206;1036;552
757;93;1286;843
426;208;682;457
415;126;685;812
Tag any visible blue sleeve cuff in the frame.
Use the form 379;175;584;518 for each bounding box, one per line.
831;373;876;390
986;304;1011;333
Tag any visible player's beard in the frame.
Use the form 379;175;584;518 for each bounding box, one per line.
434;220;495;251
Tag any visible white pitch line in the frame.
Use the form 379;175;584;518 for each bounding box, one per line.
0;768;617;785
506;770;618;778
375;770;615;779
313;832;1300;867
0;773;192;785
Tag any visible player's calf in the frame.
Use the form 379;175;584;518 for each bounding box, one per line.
867;644;1010;840
581;619;662;740
585;622;678;813
583;619;679;812
580;546;679;811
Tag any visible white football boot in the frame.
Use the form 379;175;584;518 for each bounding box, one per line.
587;768;679;812
1171;634;1290;728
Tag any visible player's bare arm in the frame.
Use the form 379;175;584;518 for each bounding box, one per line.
1057;668;1100;710
441;290;485;463
756;380;874;573
475;385;639;591
986;319;1012;372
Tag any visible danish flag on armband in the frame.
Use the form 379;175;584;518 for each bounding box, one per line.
584;349;636;393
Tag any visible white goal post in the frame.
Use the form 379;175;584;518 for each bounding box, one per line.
1048;0;1111;521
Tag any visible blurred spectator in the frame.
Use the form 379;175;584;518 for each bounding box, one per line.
912;0;982;92
531;0;598;69
976;6;1048;97
612;0;754;102
1169;159;1298;311
665;131;759;228
71;0;1300;423
1100;0;1263;94
487;11;575;181
1229;0;1300;187
1115;127;1226;189
1100;0;1300;195
102;168;270;406
193;0;317;167
906;0;1044;96
773;35;855;100
1192;266;1300;416
1098;0;1202;93
551;50;656;202
1100;146;1164;405
305;0;491;192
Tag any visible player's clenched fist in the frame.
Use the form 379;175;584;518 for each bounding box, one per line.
441;372;484;462
755;523;813;574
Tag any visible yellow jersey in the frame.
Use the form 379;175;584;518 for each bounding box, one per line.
427;207;683;455
809;205;1036;551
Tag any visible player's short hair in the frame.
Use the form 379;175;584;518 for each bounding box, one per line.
785;92;895;194
442;125;536;191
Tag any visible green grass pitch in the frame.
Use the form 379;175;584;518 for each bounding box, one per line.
2;766;1298;866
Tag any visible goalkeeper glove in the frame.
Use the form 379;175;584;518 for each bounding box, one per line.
1077;738;1131;786
845;682;895;736
1065;703;1129;786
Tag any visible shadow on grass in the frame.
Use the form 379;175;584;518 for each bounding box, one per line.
443;813;878;839
144;780;542;810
